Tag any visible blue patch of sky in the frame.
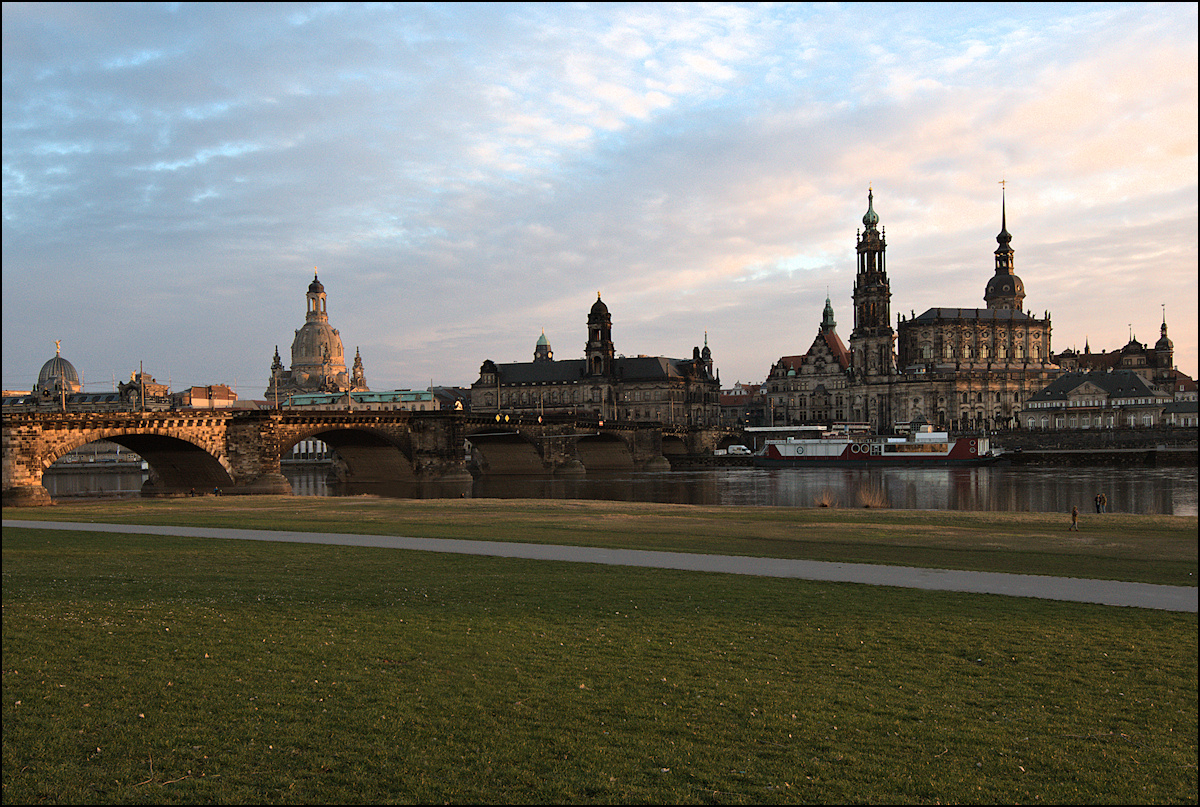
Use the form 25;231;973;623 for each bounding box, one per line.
139;142;264;172
102;49;165;70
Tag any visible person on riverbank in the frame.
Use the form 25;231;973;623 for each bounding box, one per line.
1070;505;1079;531
1095;493;1103;513
1100;492;1107;513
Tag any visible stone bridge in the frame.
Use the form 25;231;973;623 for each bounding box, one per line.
2;410;741;506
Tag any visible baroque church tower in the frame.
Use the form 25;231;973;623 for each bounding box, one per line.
585;293;615;376
984;186;1026;310
850;187;895;379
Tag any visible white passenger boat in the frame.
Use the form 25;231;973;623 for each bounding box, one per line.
752;423;999;467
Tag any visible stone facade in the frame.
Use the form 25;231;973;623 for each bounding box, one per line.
266;271;369;402
470;294;721;426
766;189;1060;431
1023;369;1177;430
1053;316;1191;398
765;296;852;425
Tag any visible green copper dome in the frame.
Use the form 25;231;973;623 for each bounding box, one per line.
862;187;879;229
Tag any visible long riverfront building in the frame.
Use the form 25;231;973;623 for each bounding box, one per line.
471;294;721;425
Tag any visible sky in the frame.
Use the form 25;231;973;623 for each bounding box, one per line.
3;2;1196;399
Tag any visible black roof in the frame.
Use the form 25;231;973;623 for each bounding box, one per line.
490;356;703;385
908;307;1037;323
1027;370;1163;402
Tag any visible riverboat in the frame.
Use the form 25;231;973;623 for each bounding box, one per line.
752;423;1000;467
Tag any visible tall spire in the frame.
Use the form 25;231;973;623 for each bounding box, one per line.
985;182;1024;310
996;182;1012;254
862;185;880;230
821;294;837;332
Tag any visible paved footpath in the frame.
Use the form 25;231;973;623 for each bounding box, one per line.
5;519;1196;613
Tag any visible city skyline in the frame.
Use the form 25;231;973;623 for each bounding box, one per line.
3;3;1196;397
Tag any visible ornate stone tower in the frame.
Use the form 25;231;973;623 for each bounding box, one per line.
850;187;895;379
1153;310;1175;384
821;294;838;333
984;186;1026;311
351;347;367;389
585;293;615;377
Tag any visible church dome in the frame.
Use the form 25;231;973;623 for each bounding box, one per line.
590;293;609;317
37;348;81;393
291;321;345;369
985;273;1024;300
308;273;325;294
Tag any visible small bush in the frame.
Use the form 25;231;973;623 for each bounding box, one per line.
856;483;890;509
813;488;840;508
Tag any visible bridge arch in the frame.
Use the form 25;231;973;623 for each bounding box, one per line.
464;429;548;475
575;432;636;471
44;427;235;496
278;426;418;484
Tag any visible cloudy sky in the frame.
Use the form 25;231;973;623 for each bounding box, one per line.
4;2;1196;398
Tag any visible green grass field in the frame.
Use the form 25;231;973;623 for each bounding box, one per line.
3;498;1197;803
6;495;1197;585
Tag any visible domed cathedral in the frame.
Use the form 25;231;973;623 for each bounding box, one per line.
889;185;1058;431
471;293;721;426
265;271;370;402
33;340;83;401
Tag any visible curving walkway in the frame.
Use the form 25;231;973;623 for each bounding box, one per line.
5;519;1196;613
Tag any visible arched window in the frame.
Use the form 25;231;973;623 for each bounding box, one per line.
921;344;933;360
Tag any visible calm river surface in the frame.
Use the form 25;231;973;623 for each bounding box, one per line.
291;464;1197;515
43;465;1197;516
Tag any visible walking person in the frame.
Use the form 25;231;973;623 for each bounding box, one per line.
1069;505;1079;531
1095;493;1103;514
1100;492;1107;513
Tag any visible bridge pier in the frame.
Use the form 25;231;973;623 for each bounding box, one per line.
2;484;53;507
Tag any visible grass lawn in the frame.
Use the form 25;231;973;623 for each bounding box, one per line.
6;495;1197;586
3;499;1197;803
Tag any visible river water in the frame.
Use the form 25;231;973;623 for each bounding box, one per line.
41;465;1196;516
